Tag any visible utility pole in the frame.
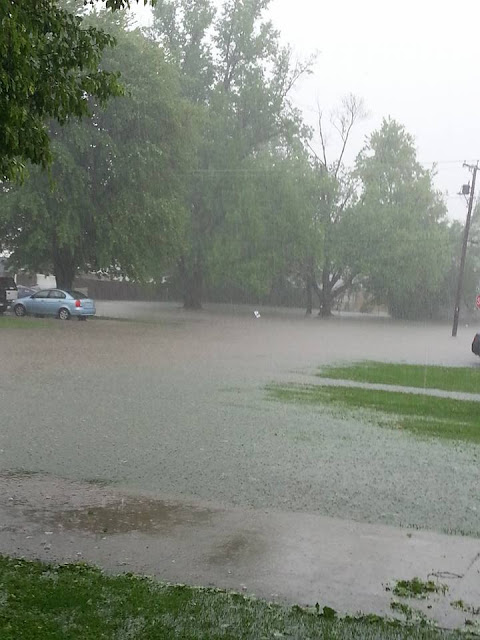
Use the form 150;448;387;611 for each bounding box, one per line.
452;162;478;337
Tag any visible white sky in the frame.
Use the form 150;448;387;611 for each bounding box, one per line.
132;0;480;220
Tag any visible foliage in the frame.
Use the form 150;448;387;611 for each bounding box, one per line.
451;600;480;615
355;118;451;320
0;555;470;639
0;0;152;180
450;202;480;312
390;601;429;624
150;0;215;102
305;94;367;316
391;578;448;599
206;149;317;300
150;0;314;308
0;15;194;289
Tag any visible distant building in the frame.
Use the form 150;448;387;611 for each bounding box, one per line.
16;271;56;289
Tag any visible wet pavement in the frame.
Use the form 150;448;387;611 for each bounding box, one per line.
0;473;479;628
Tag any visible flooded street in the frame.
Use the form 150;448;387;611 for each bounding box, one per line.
1;303;478;528
1;303;479;623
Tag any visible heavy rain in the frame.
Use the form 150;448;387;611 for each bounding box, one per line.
1;1;480;637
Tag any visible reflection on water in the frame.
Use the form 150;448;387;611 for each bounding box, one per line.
28;497;213;535
208;532;267;565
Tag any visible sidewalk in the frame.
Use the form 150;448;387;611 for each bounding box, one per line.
0;473;479;629
279;373;480;402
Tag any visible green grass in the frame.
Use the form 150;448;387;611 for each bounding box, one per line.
0;316;54;329
451;600;480;615
268;384;480;444
0;556;473;639
391;578;448;599
318;362;480;395
390;601;428;623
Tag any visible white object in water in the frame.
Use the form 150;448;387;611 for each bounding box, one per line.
253;310;261;319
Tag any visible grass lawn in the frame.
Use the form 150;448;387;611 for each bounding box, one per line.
318;362;480;395
0;557;473;640
268;385;480;444
0;316;54;329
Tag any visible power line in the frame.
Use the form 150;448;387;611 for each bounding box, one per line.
420;159;479;166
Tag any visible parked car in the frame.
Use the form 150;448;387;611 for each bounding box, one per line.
472;333;480;356
12;289;96;320
0;276;18;313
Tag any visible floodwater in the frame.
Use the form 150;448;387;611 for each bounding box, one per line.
1;302;480;623
1;302;479;535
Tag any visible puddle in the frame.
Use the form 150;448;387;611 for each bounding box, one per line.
208;532;267;565
27;497;214;535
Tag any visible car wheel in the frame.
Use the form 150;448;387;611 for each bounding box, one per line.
14;304;26;317
58;307;70;321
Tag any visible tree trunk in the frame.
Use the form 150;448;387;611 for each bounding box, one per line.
305;278;313;315
305;256;315;315
305;269;313;315
179;255;204;310
318;266;333;317
319;301;333;317
53;250;76;291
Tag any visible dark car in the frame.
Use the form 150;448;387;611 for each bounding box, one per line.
0;276;18;313
472;333;480;356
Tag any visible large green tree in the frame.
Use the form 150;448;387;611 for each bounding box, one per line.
0;0;152;181
355;118;451;319
205;146;317;304
150;0;313;308
0;15;193;289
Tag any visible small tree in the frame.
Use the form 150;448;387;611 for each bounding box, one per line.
305;94;367;316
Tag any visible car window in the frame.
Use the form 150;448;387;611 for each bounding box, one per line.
67;290;88;299
32;290;50;299
48;290;66;299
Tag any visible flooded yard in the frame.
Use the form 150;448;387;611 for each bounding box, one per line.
1;303;478;536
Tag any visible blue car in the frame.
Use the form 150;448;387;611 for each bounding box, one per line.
12;289;96;320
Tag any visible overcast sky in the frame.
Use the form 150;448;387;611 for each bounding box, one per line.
133;0;480;220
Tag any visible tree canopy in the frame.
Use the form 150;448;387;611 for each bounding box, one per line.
355;118;451;319
0;0;153;181
149;0;314;308
0;13;194;289
0;1;461;320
